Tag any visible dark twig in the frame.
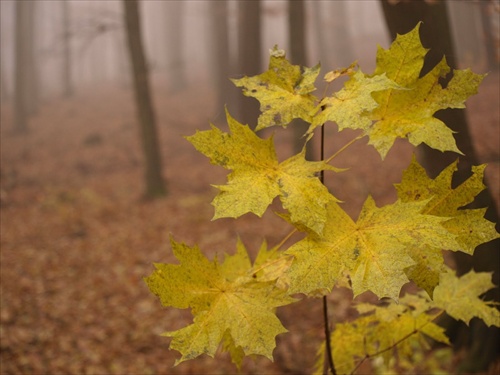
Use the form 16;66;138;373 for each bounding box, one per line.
348;317;439;375
320;121;336;375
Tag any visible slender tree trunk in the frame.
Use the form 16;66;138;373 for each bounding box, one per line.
123;0;167;199
0;60;8;102
288;0;314;160
164;1;185;92
237;0;261;128
480;1;500;70
380;1;499;372
311;1;329;69
62;0;72;97
24;1;37;116
209;0;236;117
14;0;29;133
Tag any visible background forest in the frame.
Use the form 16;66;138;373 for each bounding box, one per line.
1;1;499;374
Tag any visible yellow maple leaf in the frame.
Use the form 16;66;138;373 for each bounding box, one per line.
285;197;458;300
251;241;294;289
395;156;500;296
144;237;295;366
186;109;340;234
366;23;485;158
433;267;500;327
309;69;400;134
231;45;320;130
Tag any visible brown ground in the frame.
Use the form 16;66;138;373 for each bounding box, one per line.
1;71;498;374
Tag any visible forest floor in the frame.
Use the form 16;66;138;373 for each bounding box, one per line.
1;70;499;375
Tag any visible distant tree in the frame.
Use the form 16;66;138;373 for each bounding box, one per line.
237;0;262;127
480;1;500;70
380;1;499;372
209;0;236;116
24;1;37;116
123;0;166;199
61;0;73;97
14;0;29;133
0;60;7;102
164;1;185;92
311;1;354;70
288;0;314;160
0;2;10;102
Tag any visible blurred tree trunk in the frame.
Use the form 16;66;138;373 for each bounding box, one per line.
0;60;8;102
237;0;261;128
209;0;237;117
312;1;354;69
288;0;314;160
380;1;500;372
14;0;29;133
25;1;37;116
123;0;167;199
311;1;329;69
164;1;185;92
480;1;500;70
61;0;73;97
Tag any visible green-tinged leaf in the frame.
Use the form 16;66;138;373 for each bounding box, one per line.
144;238;295;365
442;208;499;254
367;23;484;158
277;149;341;233
396;157;500;296
396;156;486;216
186;109;340;234
404;245;445;299
315;301;449;374
232;46;320;130
252;241;294;289
310;69;400;133
285;197;458;300
221;331;245;369
285;201;356;297
433;268;500;327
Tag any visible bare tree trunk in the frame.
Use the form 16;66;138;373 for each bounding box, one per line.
237;0;261;128
0;60;8;102
164;1;185;92
288;0;314;160
480;1;500;70
123;0;167;199
24;1;37;116
311;1;329;68
62;0;72;97
14;0;29;133
209;0;236;118
380;1;499;372
329;2;354;68
312;1;354;70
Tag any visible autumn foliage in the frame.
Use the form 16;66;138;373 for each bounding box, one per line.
145;24;500;373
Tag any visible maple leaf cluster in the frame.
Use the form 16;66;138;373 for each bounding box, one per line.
145;24;499;371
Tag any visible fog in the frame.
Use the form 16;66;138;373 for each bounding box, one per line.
1;1;495;109
1;1;499;374
0;1;390;99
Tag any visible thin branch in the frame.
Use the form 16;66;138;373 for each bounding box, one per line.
348;313;443;375
320;118;336;375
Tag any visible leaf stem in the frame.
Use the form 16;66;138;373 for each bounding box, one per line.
275;228;297;250
325;133;365;164
320;116;336;375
